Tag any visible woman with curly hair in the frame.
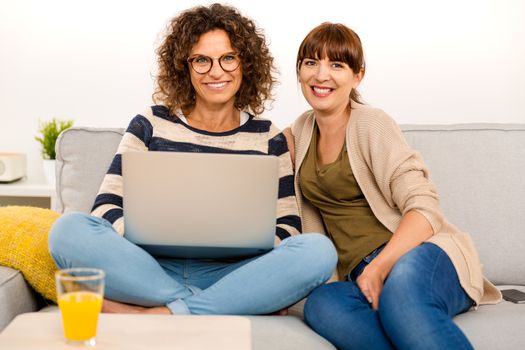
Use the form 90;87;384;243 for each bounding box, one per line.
48;4;337;315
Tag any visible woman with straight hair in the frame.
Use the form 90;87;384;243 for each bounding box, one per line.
284;22;501;349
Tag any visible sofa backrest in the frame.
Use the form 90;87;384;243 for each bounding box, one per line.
55;127;124;214
401;124;525;285
55;124;525;285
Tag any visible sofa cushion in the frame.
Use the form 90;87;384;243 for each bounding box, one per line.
401;124;525;285
0;266;40;330
454;285;525;349
249;316;335;349
0;206;60;302
55;127;124;214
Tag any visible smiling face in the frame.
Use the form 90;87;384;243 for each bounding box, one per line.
296;23;366;115
299;56;362;116
188;29;243;109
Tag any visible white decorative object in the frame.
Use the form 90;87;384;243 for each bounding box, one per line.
0;153;27;182
42;159;56;185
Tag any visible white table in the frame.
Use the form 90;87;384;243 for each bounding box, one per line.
0;177;56;210
0;313;252;349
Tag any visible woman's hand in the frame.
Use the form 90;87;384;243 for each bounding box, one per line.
356;262;388;310
271;308;289;316
356;210;434;310
282;127;295;169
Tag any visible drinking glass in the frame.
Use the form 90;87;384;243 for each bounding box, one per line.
55;268;105;346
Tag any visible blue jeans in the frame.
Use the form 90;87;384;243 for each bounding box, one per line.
304;243;474;350
49;213;337;315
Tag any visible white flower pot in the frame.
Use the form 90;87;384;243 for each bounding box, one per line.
42;159;56;186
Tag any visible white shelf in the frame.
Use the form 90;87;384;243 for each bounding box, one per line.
0;177;56;210
0;177;54;196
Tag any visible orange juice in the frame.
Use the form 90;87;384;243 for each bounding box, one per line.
58;291;103;341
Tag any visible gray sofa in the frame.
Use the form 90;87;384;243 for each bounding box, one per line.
1;123;524;349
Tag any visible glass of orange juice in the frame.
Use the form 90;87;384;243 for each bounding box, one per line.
55;268;105;346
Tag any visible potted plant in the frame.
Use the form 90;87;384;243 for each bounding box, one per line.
35;118;74;185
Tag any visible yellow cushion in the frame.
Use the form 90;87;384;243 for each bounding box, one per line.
0;206;60;302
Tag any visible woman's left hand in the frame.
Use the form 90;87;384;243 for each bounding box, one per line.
356;263;388;310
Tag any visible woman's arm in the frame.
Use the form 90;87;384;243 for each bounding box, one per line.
350;111;444;308
357;210;433;310
91;114;151;235
268;127;301;245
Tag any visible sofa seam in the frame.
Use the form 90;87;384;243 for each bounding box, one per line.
401;125;525;132
403;128;525;132
0;269;24;287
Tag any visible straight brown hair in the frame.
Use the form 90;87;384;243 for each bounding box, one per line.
296;22;365;104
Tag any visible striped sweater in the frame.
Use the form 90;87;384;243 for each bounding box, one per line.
91;105;301;245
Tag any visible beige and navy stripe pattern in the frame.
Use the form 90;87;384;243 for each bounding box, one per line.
91;105;301;244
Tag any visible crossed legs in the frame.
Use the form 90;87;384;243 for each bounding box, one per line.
49;213;337;315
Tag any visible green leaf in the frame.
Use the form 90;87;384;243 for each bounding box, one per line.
34;118;74;160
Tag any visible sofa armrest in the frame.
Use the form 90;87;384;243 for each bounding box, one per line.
0;266;41;331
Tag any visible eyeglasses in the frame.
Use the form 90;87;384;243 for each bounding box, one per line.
187;53;241;74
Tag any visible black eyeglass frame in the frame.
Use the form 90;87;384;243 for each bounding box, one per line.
187;53;241;74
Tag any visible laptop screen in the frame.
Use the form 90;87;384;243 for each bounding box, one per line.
122;151;279;258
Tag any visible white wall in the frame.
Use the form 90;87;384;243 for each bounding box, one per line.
1;0;524;181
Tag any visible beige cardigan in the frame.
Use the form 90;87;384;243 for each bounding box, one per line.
290;104;501;306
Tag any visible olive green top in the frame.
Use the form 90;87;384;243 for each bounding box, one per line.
291;106;502;305
299;123;392;279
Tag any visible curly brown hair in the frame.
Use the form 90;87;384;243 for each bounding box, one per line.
153;3;276;116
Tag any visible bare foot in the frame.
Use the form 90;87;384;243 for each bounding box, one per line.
102;299;146;313
270;308;289;316
141;306;171;315
102;299;171;314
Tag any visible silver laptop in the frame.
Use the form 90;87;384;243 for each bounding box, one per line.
122;151;279;258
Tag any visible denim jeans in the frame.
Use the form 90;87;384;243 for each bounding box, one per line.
304;243;474;350
49;213;337;315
